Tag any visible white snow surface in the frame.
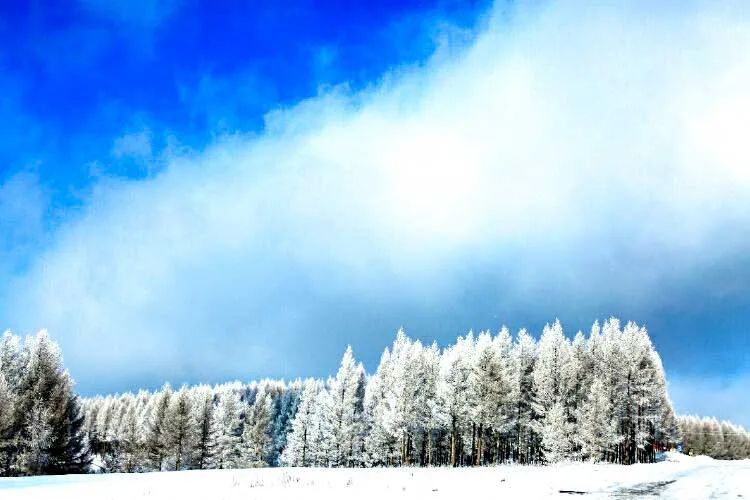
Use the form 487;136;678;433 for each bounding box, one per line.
1;454;748;499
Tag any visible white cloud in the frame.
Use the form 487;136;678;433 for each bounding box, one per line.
5;1;750;394
112;130;153;160
0;172;47;268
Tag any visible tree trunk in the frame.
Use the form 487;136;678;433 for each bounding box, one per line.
450;417;458;467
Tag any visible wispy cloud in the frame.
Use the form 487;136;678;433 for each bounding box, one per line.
4;2;750;408
112;129;153;161
0;172;48;265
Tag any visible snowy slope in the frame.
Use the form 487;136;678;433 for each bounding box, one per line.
1;455;748;499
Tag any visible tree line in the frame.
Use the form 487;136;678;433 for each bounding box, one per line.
5;318;739;476
79;318;679;472
678;415;750;460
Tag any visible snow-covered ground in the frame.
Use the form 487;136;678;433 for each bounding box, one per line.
1;454;748;499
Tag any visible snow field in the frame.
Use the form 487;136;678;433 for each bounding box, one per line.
2;454;748;500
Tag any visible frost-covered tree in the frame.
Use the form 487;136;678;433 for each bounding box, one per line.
281;379;321;466
321;346;366;466
363;347;397;466
14;331;89;475
0;332;24;391
419;342;443;466
565;330;589;458
241;391;273;467
508;328;538;464
384;332;430;466
533;321;575;463
144;383;172;471
0;371;16;474
18;400;53;475
214;389;242;469
165;386;196;470
578;375;616;461
540;401;572;463
269;383;300;466
192;385;217;470
118;396;144;472
470;329;512;464
533;320;572;415
439;333;474;466
364;330;436;466
95;396;120;471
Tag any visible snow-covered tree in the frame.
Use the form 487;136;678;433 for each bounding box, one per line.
281;379;321;466
540;401;572;463
192;385;217;470
469;329;512;464
439;332;474;466
0;370;17;474
578;375;616;461
508;328;538;464
320;346;366;467
241;391;273;467
363;347;397;466
18;400;53;475
144;383;172;471
420;341;443;466
214;389;242;469
118;396;144;472
269;383;300;466
533;320;572;414
15;331;89;475
165;386;196;470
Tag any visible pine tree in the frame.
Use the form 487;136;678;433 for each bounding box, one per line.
533;320;571;414
281;379;320;466
118;397;144;472
598;318;626;463
578;375;616;461
214;389;242;469
363;348;397;466
439;333;473;466
241;391;273;467
0;331;24;391
420;342;443;466
144;383;172;471
508;329;538;464
381;331;412;466
269;383;300;466
192;385;217;470
18;400;53;475
308;388;333;466
470;329;512;465
565;331;589;459
364;331;437;467
322;346;365;466
165;386;196;470
96;396;119;471
0;369;17;475
541;401;572;463
14;331;90;475
50;392;90;474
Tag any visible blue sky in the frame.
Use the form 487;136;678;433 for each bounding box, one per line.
1;1;749;426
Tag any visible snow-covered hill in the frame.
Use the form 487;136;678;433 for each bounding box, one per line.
1;455;748;499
